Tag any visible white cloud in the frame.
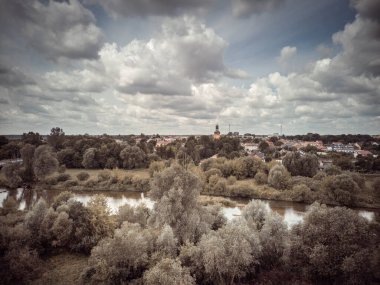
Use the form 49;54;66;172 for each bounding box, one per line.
277;46;297;65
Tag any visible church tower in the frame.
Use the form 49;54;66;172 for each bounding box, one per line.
213;124;221;140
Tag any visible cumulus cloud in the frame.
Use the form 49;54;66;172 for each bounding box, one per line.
277;46;297;65
44;16;242;96
231;0;286;17
0;0;103;60
84;0;214;18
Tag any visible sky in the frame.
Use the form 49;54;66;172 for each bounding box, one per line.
0;0;379;135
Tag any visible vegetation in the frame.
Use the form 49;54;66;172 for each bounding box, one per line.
1;164;379;284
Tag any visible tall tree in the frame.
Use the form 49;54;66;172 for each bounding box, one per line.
47;127;65;150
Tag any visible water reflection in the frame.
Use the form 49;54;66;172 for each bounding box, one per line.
0;188;377;227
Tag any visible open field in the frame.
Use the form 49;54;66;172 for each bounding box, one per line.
65;168;150;180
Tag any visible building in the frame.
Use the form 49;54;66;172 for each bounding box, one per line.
213;124;221;140
327;143;355;154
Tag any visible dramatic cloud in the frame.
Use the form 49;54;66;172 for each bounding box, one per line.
44;16;244;97
231;0;286;17
0;0;379;135
0;0;103;60
85;0;214;18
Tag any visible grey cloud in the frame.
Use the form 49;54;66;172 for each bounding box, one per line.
0;65;35;87
351;0;380;23
231;0;286;17
84;0;214;18
0;0;104;60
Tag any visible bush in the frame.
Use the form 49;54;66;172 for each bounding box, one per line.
45;176;58;186
56;173;71;182
63;180;78;187
85;178;97;187
289;184;315;203
322;174;360;206
97;170;111;182
255;171;268;185
313;171;327;181
227;176;237;185
57;165;66;173
149;161;166;177
77;171;90;181
324;165;342;176
268;165;290;190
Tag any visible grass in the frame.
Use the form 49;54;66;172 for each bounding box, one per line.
31;253;88;285
65;168;150;180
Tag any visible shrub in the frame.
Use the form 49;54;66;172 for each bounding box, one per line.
45;176;58;186
268;165;290;190
149;161;166;177
324;165;342;176
57;165;66;173
63;180;78;187
313;171;327;181
97;170;111;182
322;174;360;206
289;184;315;203
56;173;71;182
85;178;97;187
255;171;268;185
77;171;90;181
205;168;223;182
227;175;237;185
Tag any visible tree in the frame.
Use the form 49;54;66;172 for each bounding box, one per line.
2;162;22;188
259;141;270;153
47;127;65;150
288;203;374;284
119;145;147;169
149;164;209;243
268;165;290;190
22;132;42;146
82;148;99;169
322;174;360;206
0;135;9;147
334;155;354;171
81;223;152;284
20;143;36;182
282;152;319;177
33;145;58;180
144;258;195;285
199;220;261;284
156;225;178;258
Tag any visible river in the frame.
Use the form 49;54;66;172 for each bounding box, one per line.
0;188;377;228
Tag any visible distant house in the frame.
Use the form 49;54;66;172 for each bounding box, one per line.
327;142;355;154
354;150;373;158
242;143;258;153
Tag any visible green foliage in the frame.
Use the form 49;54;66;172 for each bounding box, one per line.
322;174;360;206
282;152;319;177
288;204;374;284
144;258;195;285
255;171;268;185
268;165;290;190
77;171;90;181
120;145;147;169
33;145;59;180
2;162;22;188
